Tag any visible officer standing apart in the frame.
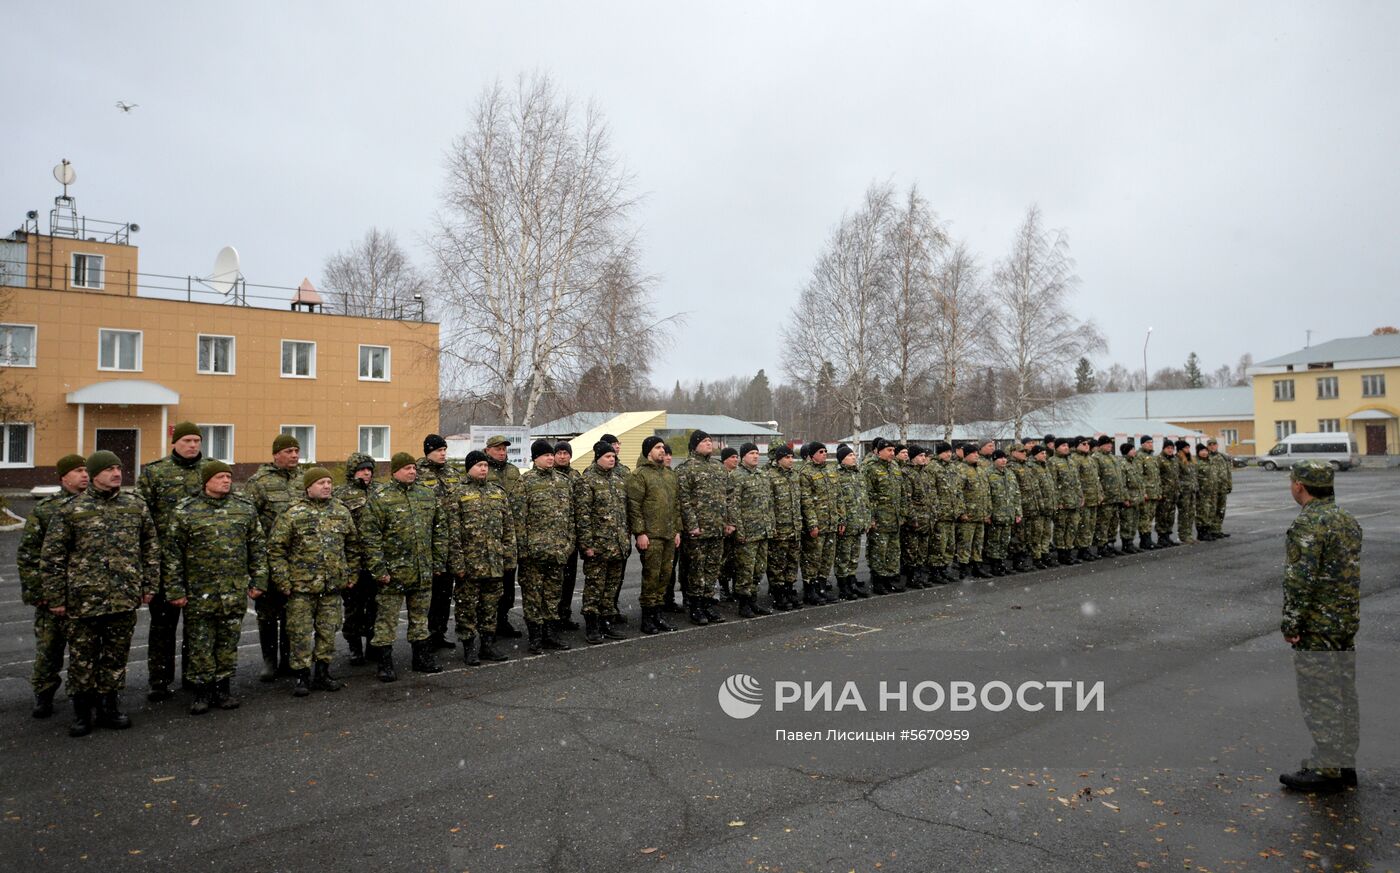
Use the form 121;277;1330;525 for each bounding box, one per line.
416;434;461;651
626;436;681;634
40;451;159;737
162;460;265;715
245;433;303;680
16;454;87;718
450;450;515;664
677;430;731;626
137;421;205;702
1279;461;1363;793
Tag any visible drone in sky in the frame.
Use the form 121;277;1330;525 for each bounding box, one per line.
115;101;139;113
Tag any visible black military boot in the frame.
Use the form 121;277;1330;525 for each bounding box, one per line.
258;621;279;683
69;693;95;738
1279;768;1351;794
496;618;523;639
147;680;173;703
96;692;132;729
479;633;510;661
736;595;756;618
292;669;312;697
654;606;677;632
703;598;726;623
526;622;545;654
313;662;343;690
215;678;240;710
971;562;992;579
189;684;211;716
1079;547;1097;562
1123;539;1140;554
346;633;366;666
640;607;661;635
32;687;57;719
989;560;1006;577
610;610;628;626
1139;532;1155;551
601;616;627;639
463;632;481;666
820;579;840;602
377;646;398;682
429;632;454;651
661;598;684;614
412;640;444;672
584;614;604;644
688;602;710;626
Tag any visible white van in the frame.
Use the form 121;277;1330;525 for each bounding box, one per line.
1260;432;1362;471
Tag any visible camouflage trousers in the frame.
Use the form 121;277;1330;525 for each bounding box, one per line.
638;538;676;608
286;591;343;671
731;539;768;599
31;607;68;695
371;586;430;647
932;521;957;566
1119;504;1140;543
1293;646;1359;777
66;610;138;694
454;576;503;638
1076;505;1098;548
986;522;1013;560
519;557;564;624
1054;509;1079;550
865;528;901;576
1139;499;1158;534
834;532;863;577
767;536;801;588
147;592;186;687
1155;492;1177;539
721;534;737;588
1215;492;1228;530
559;549;580;619
955;521;983;564
1195;490;1218;535
801;531;837;583
900;526;929;573
186;600;245;685
1176;492;1196;543
1095;504;1120;546
342;570;378;640
1012;517;1035;557
684;536;723;601
581;555;626;616
1034;515;1053;558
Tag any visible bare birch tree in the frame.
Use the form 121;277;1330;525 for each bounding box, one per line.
430;73;638;427
929;240;991;440
321;228;427;319
876;185;944;441
990;205;1106;440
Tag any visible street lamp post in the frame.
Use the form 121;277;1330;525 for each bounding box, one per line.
1143;327;1153;420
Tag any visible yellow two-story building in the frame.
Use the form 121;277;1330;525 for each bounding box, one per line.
1249;333;1399;459
0;197;439;488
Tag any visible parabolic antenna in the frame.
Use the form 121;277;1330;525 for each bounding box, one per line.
208;246;241;296
53;160;76;186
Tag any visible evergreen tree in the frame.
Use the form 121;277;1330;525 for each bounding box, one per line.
1074;357;1096;394
1184;352;1204;388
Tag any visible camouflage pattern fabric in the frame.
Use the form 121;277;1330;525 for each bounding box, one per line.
862;456;904;576
835;463;870;577
514;466;574;622
450;476;515;638
66;611;139;694
287;592;344;670
31;610;68;695
363;481;447;592
334;473;379;643
17;491;77;695
956;461;990;564
1155;453;1180;538
728;463;774;598
244;464;300;619
1050;453;1082;551
1175;456;1197;543
576;462;631;616
1121;454;1145;542
40;487;160;617
1282;496;1362;646
627;456;680;607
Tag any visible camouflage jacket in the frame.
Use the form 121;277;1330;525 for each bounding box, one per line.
836;463;871;532
1177;457;1198;495
17;491;79;605
959;462;992;520
932;459;964;521
798;459;840;531
1050;454;1082;509
1213;453;1233;493
1074;452;1103;504
1156;453;1181;497
163;492;267;609
861;456;904;531
574;462;631;559
1095;451;1126;502
1282;497;1362;647
1197;457;1224;494
513;466;576;562
39;486;160;617
626;457;681;538
767;463;804;540
267;496;360;596
333;477;378;567
137;452;206;593
450;476;516;579
244;463;300;537
363;480;446;591
416;456;463;513
727;463;775;542
1035;458;1058;511
1010;458;1043;516
987;466;1022;523
678;453;729;538
1123;455;1145;503
1137;450;1163;500
487;457;522;497
901;462;935;530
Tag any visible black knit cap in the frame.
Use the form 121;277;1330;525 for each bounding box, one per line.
1195;443;1208;453
772;444;793;460
531;438;554;460
872;437;891;451
1140;435;1154;445
688;429;711;451
592;441;615;460
642;435;664;457
1097;434;1114;447
908;445;927;458
736;442;756;458
1043;434;1055;444
1175;439;1191;451
720;446;739;461
424;434;448;454
1120;443;1135;456
601;433;619;444
934;441;951;454
836;443;854;462
1032;444;1048;456
554;441;572;456
992;449;1007;460
464;450;489;469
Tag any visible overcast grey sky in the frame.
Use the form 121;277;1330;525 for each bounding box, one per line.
9;2;1398;389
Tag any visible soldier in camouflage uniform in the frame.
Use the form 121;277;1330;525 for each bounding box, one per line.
573;441;631;643
416;434;462;650
364;453;448;681
1207;437;1233;537
1092;436;1125;556
957;445;993;578
136;421;205;702
1135;436;1161;551
834;444;871;599
601;434;631;625
862;438;905;593
1073;437;1103;561
725;443;776;618
450;450;515;664
163;460;265;715
766;445;805;609
1175;440;1198;545
244;433;303;680
1008;445;1040;572
897;446;934;590
985;451;1022;575
40;450;159;737
1118;443;1144;554
1051;439;1084;566
799;442;841;603
485;435;524;639
718;446;740;602
930;442;963;582
513;440;577;654
1030;445;1057;568
335;453;378;665
268;468;360;697
677;430;731;625
1279;461;1363;793
626;436;681;634
1194;443;1221;542
17;454;87;718
554;442;584;629
1154;440;1180;546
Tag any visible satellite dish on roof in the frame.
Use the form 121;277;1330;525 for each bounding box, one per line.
53;160;76;186
208;246;241;296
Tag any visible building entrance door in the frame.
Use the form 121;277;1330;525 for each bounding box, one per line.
1365;423;1387;456
95;428;140;478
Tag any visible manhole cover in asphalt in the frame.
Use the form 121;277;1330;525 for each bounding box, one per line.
815;623;881;637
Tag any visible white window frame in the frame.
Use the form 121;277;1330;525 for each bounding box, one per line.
1273;379;1294;401
1316;376;1338;400
197;334;236;375
358;425;391;461
1362;374;1386;398
71;252;105;290
198;424;235;462
279;424;316;463
98;328;143;372
0;323;37;367
0;422;34;468
1218;428;1238;446
358;344;391;382
1318;419;1342;433
1275;420;1296;441
280;339;316;379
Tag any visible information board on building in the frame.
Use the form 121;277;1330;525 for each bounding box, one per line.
469;425;531;469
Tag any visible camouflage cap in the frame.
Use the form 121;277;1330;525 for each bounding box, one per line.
1290;460;1334;488
486;435;511;448
345;452;376;474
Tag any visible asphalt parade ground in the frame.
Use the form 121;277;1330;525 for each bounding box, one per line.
1;468;1397;871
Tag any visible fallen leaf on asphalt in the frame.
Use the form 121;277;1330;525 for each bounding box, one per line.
729;820;746;827
1100;802;1119;812
151;777;174;783
640;847;658;854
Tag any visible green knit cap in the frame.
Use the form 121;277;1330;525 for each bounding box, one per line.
273;433;300;454
201;459;232;485
86;450;122;473
171;421;200;442
391;451;416;473
55;454;87;478
302;467;332;490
